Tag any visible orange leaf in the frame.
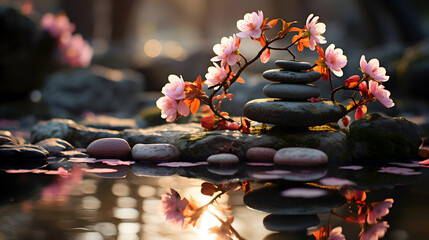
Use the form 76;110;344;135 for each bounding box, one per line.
277;20;296;38
190;99;200;114
267;18;279;27
236;77;245;83
289;27;302;32
236;38;241;48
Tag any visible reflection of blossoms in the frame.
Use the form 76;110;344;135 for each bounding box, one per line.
41;13;75;38
160;188;189;227
360;221;389;240
313;226;346;240
328;227;346;240
367;199;394;224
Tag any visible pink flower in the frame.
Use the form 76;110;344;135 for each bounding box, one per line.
328;226;346;240
156;96;189;122
162;75;186;100
205;63;228;86
324;44;347;77
41;13;75;38
368;198;394;224
305;14;327;50
159;188;189;227
369;81;394;108
60;34;93;67
360;55;389;82
236;10;264;39
360;221;389;240
211;35;240;66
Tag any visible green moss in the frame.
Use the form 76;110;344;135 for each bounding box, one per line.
178;131;223;143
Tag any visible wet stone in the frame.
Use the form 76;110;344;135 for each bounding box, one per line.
263;214;320;232
86;138;131;159
263;69;321;83
35;138;74;156
0;144;49;160
243;99;347;127
207;153;239;165
246;147;277;162
132;143;180;162
274;147;328;166
275;60;313;71
263;83;320;100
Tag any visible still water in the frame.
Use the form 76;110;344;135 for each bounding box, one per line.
1;158;429;240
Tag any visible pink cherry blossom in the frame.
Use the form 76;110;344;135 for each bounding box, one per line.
369;80;394;108
367;198;394;224
162;75;186;100
156;97;189;122
328;227;346;240
41;13;75;38
60;34;93;67
324;44;347;77
360;221;389;240
205;63;228;86
211;35;240;66
236;10;264;39
305;14;327;50
159;188;189;227
360;55;389;82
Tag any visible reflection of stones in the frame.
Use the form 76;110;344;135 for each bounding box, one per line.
31;119;121;148
263;214;320;231
281;167;328;182
207;165;240;176
34;138;74;156
86;162;130;179
264;232;313;240
0;159;47;171
244;185;345;215
349;113;422;160
274;147;328;166
42;65;144;118
207;153;239;165
0;144;49;160
132;143;180;162
263;83;320;100
86;138;131;159
244;99;347;127
132;163;177;177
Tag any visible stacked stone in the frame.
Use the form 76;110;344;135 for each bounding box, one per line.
243;60;346;127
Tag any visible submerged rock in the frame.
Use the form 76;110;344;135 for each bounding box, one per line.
349;113;422;160
243;99;347;127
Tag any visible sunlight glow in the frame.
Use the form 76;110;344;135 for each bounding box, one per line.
144;39;162;58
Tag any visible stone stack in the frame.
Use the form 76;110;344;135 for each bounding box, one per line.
243;60;346;127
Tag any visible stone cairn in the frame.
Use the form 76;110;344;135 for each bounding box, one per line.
243;60;346;128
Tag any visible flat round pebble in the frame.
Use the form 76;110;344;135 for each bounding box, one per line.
263;69;321;83
275;60;312;71
207;153;239;165
246;147;277;162
132;143;180;162
274;147;328;166
86;138;131;159
263;83;320;100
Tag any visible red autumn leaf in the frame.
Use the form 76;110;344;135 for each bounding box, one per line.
341;116;350;128
201;182;218;196
344;75;360;88
355;105;367;120
201;115;216;130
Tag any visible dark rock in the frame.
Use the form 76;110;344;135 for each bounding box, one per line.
42;65;144;118
31;118;121;148
0;136;14;145
80;115;138;131
263;214;320;231
34;138;74;155
243;99;347;127
349;113;422;160
246;147;277;162
86;138;131;159
123;123;201;146
263;69;321;83
274;60;313;71
263;83;320;100
175;124;348;163
243;185;345;215
0;144;49;160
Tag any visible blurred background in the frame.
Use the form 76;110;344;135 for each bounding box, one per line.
0;0;429;126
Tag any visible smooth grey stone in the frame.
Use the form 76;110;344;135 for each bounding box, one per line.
243;185;345;215
243;99;347;127
263;83;320;100
263;69;321;83
132;143;180;162
274;147;328;166
207;153;239;165
263;214;320;231
349;113;422;160
275;60;312;71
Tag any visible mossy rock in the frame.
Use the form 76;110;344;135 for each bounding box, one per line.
349;113;422;160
